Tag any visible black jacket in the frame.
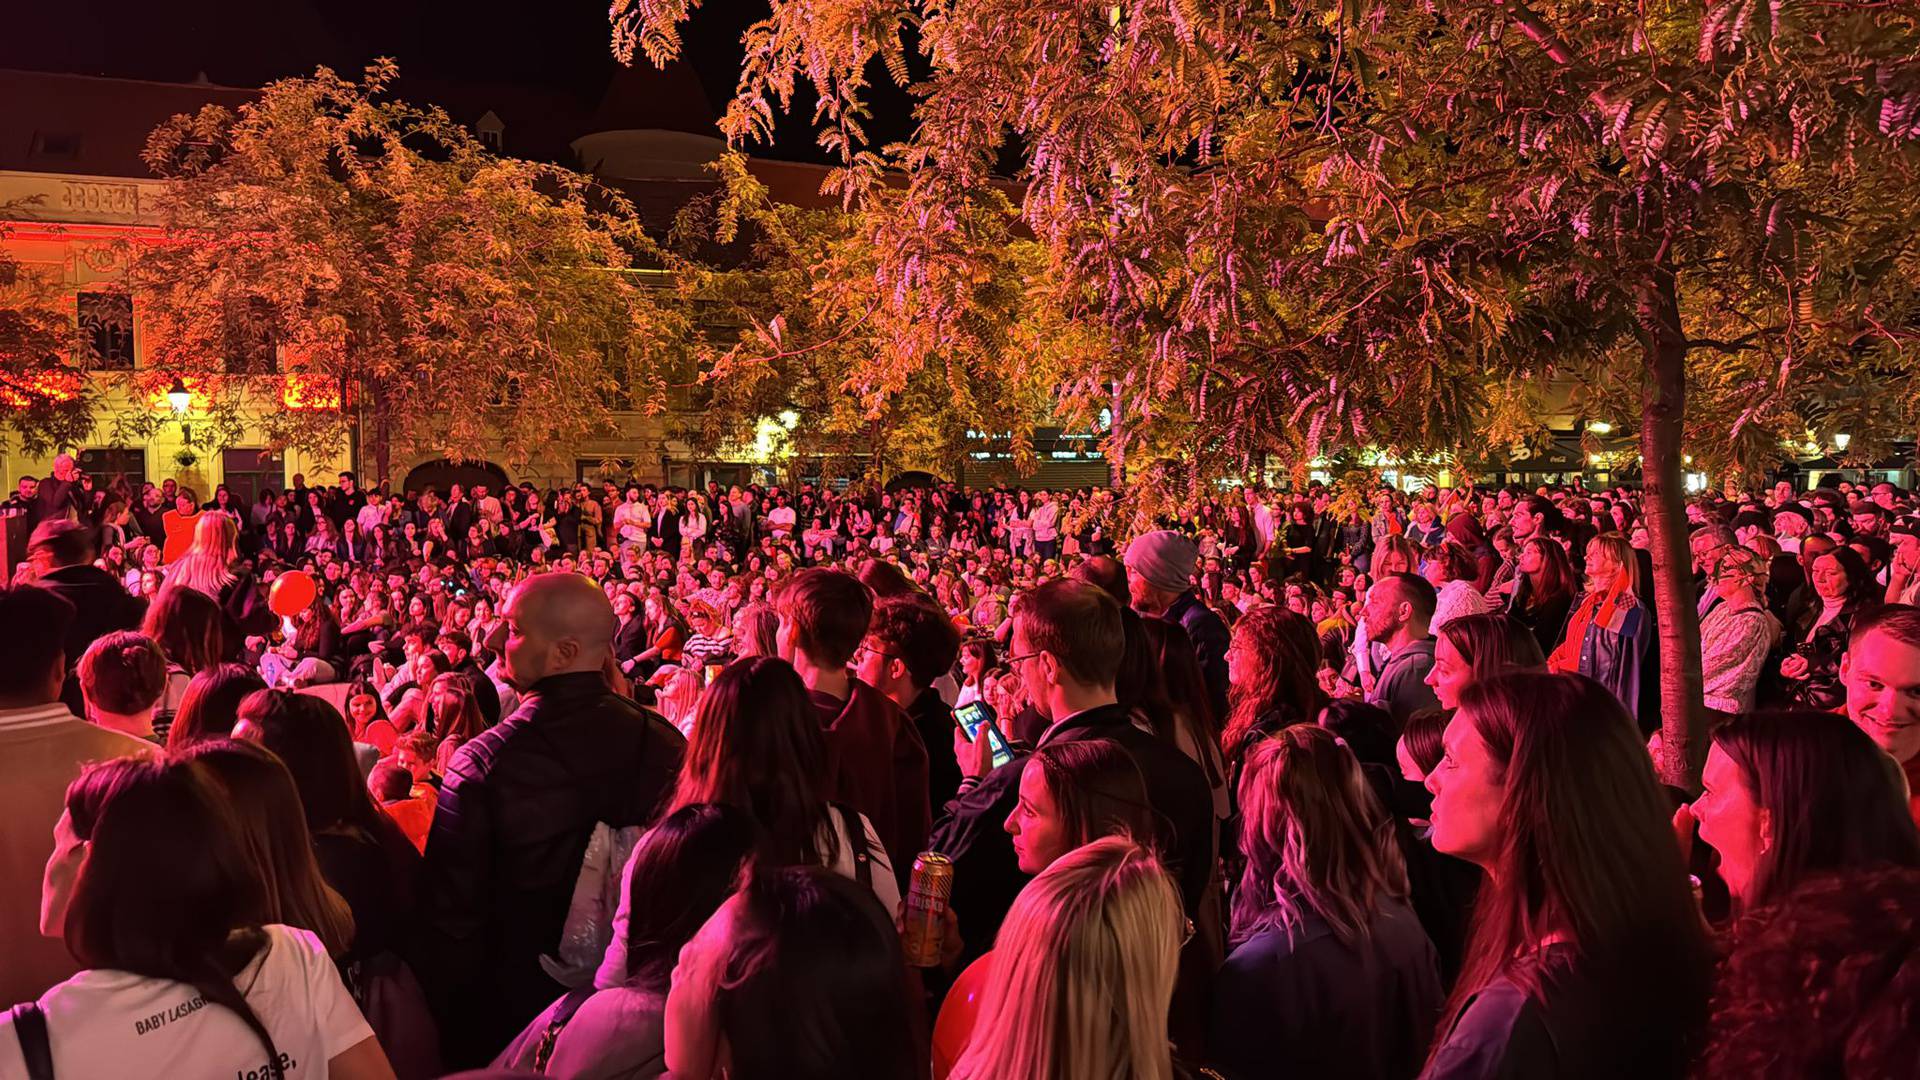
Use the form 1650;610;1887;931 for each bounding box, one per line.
1164;591;1231;725
38;563;148;712
909;688;962;812
929;701;1216;960
612;614;650;666
217;568;278;642
39;563;148;668
27;476;86;529
414;671;686;1066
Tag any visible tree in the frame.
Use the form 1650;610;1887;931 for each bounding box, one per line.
0;220;97;453
668;153;1078;484
613;0;1920;787
126;61;691;484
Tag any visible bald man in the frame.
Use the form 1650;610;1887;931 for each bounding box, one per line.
416;571;686;1067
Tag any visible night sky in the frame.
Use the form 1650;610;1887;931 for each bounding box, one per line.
1;0;916;163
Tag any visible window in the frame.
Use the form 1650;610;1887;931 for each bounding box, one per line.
78;448;146;484
476;111;505;152
77;291;135;370
30;131;81;161
221;449;284;509
223;297;278;374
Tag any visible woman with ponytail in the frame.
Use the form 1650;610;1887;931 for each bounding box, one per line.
1;755;393;1078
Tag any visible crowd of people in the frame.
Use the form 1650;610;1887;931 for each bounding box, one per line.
0;451;1916;1079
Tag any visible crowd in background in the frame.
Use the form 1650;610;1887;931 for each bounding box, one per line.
0;451;1915;1079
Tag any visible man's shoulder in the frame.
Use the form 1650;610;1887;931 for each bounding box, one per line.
524;686;686;750
909;690;953;726
39;565;133;597
1061;708;1204;779
1388;638;1437;666
849;677;907;716
1170;593;1228;635
448;690;654;778
2;714;156;761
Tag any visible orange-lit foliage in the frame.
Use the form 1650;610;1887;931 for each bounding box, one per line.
281;373;341;411
0;367;83;407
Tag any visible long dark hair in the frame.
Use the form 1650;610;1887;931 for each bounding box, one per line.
621;803;757;986
1711;710;1920;910
669;657;840;867
178;739;357;956
1434;673;1711;1073
62;757;283;1071
427;672;487;750
1695;863;1920;1079
1140;617;1221;752
1222;605;1325;759
1520;536;1575;608
291;600;339;654
142;585;228;674
236;690;418;887
717;866;919;1080
1114;607;1180;745
165;663;267;751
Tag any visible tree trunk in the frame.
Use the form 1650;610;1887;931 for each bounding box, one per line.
344;372;361;480
1636;267;1707;791
1108;380;1126;490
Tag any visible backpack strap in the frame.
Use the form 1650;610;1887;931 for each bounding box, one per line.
531;986;597;1074
11;1002;53;1080
833;803;873;890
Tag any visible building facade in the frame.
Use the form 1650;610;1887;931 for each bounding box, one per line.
0;67;876;498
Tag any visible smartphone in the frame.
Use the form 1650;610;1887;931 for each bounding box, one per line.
954;701;1015;770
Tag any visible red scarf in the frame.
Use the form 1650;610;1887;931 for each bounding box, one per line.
1549;575;1629;673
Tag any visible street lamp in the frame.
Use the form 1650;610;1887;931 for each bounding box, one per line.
1834;432;1852;452
166;378;194;445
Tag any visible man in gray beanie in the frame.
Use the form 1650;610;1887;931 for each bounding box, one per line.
1123;529;1230;722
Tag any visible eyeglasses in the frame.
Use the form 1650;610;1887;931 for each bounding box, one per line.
1004;651;1044;666
855;643;899;663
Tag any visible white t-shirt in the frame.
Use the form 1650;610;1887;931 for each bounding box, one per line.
0;925;372;1080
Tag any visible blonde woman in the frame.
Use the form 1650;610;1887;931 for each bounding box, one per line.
1211;725;1442;1079
1697;546;1781;714
167;511;241;599
166;511;274;637
949;837;1186;1080
1546;532;1649;722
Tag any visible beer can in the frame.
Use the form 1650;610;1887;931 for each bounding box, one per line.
901;852;954;967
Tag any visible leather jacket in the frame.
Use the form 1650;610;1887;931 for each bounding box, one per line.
414;671;686;1066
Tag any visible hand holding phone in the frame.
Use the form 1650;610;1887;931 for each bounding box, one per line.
954;701;1014;773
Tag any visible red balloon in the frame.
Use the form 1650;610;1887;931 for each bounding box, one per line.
269;570;318;618
932;951;994;1080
